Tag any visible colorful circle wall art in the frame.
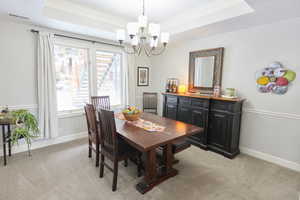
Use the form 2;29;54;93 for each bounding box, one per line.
256;62;296;95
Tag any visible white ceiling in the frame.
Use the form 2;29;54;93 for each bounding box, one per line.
67;0;213;22
0;0;300;42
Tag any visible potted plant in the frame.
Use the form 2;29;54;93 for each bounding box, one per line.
10;109;39;156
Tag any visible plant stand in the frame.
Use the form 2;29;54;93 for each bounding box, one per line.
1;123;12;166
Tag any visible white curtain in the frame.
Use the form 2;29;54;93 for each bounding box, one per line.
37;32;58;139
126;53;137;106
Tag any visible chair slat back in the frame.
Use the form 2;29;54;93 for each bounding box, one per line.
98;109;117;155
91;96;110;111
143;92;158;113
84;104;99;142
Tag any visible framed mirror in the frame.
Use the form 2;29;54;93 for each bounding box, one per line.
188;47;224;93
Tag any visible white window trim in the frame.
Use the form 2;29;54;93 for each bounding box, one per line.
54;37;126;116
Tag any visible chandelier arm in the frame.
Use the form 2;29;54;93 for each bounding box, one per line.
122;46;136;54
150;45;167;56
144;44;152;57
138;44;143;56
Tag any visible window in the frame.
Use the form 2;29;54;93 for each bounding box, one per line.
54;42;125;114
95;51;123;106
54;45;89;112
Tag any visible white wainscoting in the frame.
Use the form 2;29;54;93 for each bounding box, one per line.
2;105;299;172
241;108;300;172
0;132;87;156
1;104;87;156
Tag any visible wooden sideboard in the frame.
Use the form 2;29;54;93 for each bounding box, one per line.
162;93;244;158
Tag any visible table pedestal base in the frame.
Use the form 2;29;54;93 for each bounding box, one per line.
136;168;178;194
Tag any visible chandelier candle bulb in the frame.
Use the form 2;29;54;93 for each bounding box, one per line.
127;22;139;37
161;32;170;44
150;38;158;48
116;29;125;42
131;36;139;46
138;15;148;28
148;23;160;37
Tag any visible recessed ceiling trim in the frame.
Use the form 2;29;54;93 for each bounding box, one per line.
161;0;254;34
45;0;128;28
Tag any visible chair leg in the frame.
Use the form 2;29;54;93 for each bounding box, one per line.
112;160;118;192
88;139;92;158
124;159;128;167
95;145;100;167
99;154;104;178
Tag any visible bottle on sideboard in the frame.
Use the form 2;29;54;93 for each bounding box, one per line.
166;80;170;92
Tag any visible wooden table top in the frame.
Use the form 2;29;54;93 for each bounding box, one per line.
115;113;203;152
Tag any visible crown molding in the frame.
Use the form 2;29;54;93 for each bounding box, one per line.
43;0;253;38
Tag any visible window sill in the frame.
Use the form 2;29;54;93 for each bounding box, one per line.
57;111;85;119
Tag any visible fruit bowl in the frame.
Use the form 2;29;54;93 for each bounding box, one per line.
122;106;141;121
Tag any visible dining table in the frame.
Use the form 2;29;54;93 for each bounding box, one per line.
115;112;203;194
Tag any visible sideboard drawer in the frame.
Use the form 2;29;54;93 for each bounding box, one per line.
166;96;178;104
179;97;191;105
191;99;209;108
210;100;240;113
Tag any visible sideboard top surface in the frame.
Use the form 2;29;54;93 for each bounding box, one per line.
162;92;245;102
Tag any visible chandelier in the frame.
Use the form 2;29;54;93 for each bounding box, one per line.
116;0;170;57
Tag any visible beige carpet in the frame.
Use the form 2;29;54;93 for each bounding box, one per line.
0;139;299;200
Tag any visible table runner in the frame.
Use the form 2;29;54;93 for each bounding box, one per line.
115;113;165;132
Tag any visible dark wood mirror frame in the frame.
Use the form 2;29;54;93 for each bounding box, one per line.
188;47;224;93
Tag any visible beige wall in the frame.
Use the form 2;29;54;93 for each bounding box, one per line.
151;18;300;166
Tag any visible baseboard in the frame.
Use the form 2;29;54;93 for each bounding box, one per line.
0;132;87;156
240;147;300;172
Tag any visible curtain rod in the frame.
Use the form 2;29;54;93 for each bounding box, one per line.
30;29;122;48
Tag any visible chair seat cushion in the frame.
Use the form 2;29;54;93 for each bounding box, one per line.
172;139;191;154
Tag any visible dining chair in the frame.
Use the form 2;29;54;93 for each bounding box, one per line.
91;95;129;167
91;96;110;111
98;109;142;191
84;104;100;167
143;92;158;114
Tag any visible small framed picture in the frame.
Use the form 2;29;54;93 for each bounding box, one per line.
137;67;149;86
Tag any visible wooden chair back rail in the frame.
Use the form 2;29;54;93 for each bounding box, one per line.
98;109;117;154
143;92;158;113
84;104;98;135
91;96;110;111
84;104;100;167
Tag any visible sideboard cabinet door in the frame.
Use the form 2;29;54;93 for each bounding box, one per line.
207;111;231;154
189;109;208;146
165;104;177;120
177;106;191;124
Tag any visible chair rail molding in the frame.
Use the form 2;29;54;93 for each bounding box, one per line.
243;108;300;120
7;104;38;112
